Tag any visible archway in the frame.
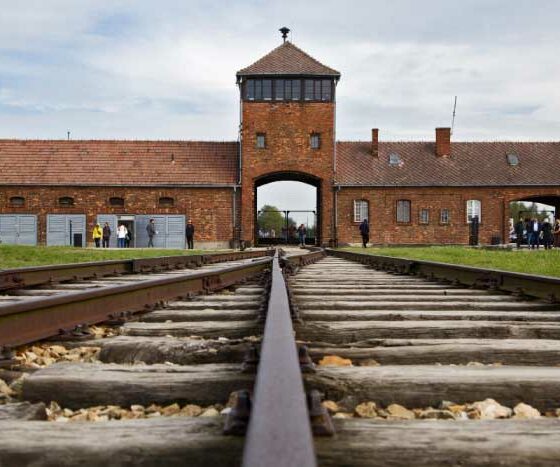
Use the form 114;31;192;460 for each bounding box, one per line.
254;171;321;246
507;195;560;245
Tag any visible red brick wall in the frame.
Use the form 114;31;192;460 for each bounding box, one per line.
337;186;560;245
240;101;335;245
0;186;234;246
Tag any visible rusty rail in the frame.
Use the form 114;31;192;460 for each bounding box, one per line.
242;251;316;467
327;249;560;302
0;257;272;347
0;249;273;291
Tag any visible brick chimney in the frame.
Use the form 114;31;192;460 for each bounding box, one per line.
371;128;379;157
435;127;451;157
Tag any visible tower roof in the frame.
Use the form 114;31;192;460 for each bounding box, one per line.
236;41;340;78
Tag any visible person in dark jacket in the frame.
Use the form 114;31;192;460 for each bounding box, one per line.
541;219;553;250
185;219;195;249
146;219;156;247
359;219;369;248
297;224;307;247
514;217;525;249
527;218;541;250
102;222;111;248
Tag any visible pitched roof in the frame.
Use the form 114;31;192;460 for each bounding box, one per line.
0;140;238;186
237;42;340;78
336;141;560;186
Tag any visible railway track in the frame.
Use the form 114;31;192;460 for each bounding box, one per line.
2;248;560;466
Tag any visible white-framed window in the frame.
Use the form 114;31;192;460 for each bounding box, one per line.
419;208;429;224
396;200;411;223
440;208;450;224
256;133;266;149
353;200;369;223
466;199;481;223
310;133;321;150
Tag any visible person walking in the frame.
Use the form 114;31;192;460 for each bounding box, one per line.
185;219;195;249
117;224;127;248
146;219;156;248
542;219;553;250
553;219;560;248
514;217;525;249
102;222;111;248
359;219;369;248
527;218;541;250
297;223;307;247
92;223;103;248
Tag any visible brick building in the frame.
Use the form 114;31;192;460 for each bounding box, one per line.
1;36;559;248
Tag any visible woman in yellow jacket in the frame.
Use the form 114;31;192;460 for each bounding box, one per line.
92;223;103;248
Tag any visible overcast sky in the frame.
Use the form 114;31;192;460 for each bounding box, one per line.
1;1;558;210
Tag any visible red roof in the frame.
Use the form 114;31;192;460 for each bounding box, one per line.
237;42;340;77
0;140;238;186
336;141;560;186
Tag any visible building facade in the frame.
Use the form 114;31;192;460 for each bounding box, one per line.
1;38;559;248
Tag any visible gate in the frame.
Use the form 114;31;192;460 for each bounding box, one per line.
256;209;316;246
47;214;86;247
0;215;37;246
135;215;185;248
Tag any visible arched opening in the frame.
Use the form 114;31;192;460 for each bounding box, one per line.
254;172;321;246
508;195;560;246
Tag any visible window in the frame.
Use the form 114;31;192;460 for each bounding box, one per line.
310;133;321;149
245;79;255;100
291;80;301;100
58;196;74;207
9;196;25;207
255;80;262;100
109;197;125;207
159;197;174;207
275;79;284;100
354;200;369;223
506;153;519;166
466;199;481;223
440;209;450;224
419;208;429;224
321;79;332;101
304;79;314;100
256;133;266;149
262;80;272;100
396;200;411;223
389;153;402;166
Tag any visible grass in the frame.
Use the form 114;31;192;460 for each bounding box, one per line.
340;246;560;278
0;245;218;270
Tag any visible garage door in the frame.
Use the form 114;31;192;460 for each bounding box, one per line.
135;215;185;248
47;214;86;247
96;215;118;247
0;215;37;246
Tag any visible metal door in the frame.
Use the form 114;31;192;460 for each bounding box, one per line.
96;215;118;247
47;214;86;246
0;215;37;246
166;215;186;249
135;215;185;248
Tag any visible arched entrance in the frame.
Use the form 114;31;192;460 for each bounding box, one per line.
507;194;560;245
254;171;321;246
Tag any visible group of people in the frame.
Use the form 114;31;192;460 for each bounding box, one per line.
91;218;196;249
514;217;560;250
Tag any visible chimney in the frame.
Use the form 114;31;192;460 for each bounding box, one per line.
371;128;379;157
435;127;451;157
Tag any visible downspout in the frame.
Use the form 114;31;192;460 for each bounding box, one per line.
237;77;244;243
232;186;237;248
332;78;339;246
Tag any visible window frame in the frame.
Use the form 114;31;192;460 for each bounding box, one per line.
256;133;266;149
353;200;369;223
58;196;75;207
466;199;482;224
243;78;333;103
440;208;450;225
396;199;411;224
419;208;430;225
109;197;125;208
8;196;25;207
158;196;174;207
310;132;321;150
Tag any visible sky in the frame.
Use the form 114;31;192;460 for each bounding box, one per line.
1;0;558;210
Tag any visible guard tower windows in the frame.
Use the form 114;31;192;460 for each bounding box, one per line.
243;78;332;102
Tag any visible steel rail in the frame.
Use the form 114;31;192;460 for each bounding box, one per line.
242;251;316;467
0;249;272;291
327;249;560;302
0;257;272;347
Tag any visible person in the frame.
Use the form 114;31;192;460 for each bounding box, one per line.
527;218;541;250
125;227;132;248
514;217;525;249
102;222;111;248
185;219;195;249
146;219;156;247
553;219;560;248
297;224;307;247
92;223;102;248
117;224;127;248
288;224;297;243
542;219;553;250
359;218;369;248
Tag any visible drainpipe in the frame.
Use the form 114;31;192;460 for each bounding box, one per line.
232;186;237;248
237;78;244;243
334;185;340;247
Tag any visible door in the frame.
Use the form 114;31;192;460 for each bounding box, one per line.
166;215;186;249
0;215;38;246
47;214;86;246
97;215;118;247
135;215;185;248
